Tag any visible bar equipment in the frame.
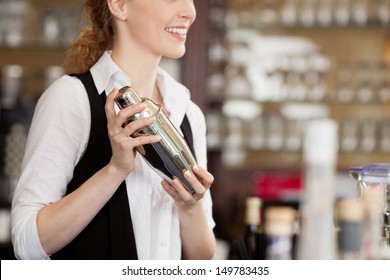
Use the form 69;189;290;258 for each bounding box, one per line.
115;86;197;193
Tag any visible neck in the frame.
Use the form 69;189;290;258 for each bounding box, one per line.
111;40;162;100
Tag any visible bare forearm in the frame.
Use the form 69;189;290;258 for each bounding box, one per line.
179;203;216;260
37;163;128;256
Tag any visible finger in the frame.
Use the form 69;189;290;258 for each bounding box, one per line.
123;116;156;136
161;180;180;200
105;89;147;135
192;165;214;188
116;103;146;129
171;178;195;202
130;134;161;148
179;170;205;197
105;88;119;124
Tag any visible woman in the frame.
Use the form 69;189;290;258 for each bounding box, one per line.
11;0;216;260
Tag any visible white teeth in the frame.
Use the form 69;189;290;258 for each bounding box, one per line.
165;27;187;36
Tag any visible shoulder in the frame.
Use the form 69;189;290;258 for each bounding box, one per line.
44;74;86;96
37;75;88;108
187;101;205;123
34;74;90;126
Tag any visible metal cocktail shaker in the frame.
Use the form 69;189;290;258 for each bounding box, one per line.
114;86;197;193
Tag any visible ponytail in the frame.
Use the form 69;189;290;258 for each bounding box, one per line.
64;0;114;74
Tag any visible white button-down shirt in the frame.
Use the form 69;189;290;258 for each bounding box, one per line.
11;51;215;260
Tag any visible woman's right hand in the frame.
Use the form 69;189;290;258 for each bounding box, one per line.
105;88;161;175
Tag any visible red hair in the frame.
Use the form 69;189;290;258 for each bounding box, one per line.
64;0;114;74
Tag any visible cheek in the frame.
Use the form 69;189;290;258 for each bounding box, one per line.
127;3;159;27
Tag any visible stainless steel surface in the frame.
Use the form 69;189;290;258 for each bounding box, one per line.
115;86;197;193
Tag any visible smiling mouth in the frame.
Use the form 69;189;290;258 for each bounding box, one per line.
165;27;188;36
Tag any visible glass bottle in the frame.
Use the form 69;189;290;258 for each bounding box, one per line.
376;62;390;103
222;118;245;167
265;206;296;260
317;0;334;27
281;0;298;26
361;185;384;259
355;62;374;103
206;111;223;150
335;62;354;103
243;196;265;260
334;0;351;26
360;120;376;153
377;0;390;26
247;117;265;151
351;0;368;26
285;119;302;152
340;119;358;152
300;0;317;27
380;121;390;152
349;163;390;250
336;198;364;260
266;114;284;151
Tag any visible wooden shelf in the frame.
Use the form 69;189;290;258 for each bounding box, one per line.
238;150;390;171
0;47;67;68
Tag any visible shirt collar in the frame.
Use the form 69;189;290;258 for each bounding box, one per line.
90;51;191;127
90;50;130;95
156;67;191;127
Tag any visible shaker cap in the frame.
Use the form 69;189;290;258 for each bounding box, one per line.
350;163;390;184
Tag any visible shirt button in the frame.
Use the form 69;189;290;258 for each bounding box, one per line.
160;241;168;247
164;195;170;204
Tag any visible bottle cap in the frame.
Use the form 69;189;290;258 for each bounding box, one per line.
337;198;364;222
265;206;296;237
245;197;261;225
304;119;338;164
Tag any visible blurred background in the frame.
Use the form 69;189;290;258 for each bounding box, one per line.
0;0;390;260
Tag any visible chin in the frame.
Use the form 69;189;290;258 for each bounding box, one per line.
164;47;186;59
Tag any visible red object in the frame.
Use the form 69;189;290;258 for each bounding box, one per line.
253;172;302;202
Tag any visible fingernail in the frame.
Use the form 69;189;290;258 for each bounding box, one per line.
193;165;199;171
184;170;191;178
173;179;181;187
153;136;161;141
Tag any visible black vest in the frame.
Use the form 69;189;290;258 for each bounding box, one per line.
51;71;195;260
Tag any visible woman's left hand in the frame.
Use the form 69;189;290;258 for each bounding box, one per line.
161;165;214;210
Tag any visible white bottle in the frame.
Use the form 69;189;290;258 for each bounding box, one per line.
298;119;338;259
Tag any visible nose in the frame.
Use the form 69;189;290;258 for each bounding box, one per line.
178;0;196;24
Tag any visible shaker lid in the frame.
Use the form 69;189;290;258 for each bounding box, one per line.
350;163;390;184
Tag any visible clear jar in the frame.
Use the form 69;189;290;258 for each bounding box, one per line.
350;163;390;246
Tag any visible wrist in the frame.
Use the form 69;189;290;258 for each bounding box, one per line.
178;200;203;216
106;160;131;180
